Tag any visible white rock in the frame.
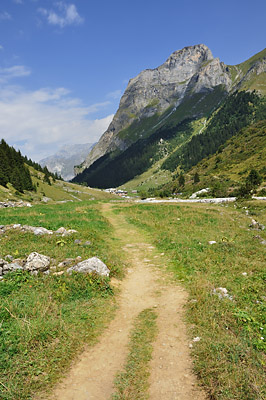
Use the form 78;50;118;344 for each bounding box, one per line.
208;241;217;245
67;229;78;234
67;257;110;277
33;227;53;235
193;336;201;342
24;252;50;272
213;287;233;301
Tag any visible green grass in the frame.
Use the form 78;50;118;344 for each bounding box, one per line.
237;48;266;77
0;202;122;275
0;201;124;400
0;165;117;203
186;120;266;193
119;203;266;399
111;308;158;400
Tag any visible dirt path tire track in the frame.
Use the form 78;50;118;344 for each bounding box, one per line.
46;203;206;400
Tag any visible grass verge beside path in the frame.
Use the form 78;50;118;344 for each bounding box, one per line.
0;201;124;400
111;309;158;400
119;202;266;400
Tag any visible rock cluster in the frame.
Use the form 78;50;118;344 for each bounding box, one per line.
0;201;32;208
0;259;23;277
0;224;78;236
0;253;51;278
0;253;109;279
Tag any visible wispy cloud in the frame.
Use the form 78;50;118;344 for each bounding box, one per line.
13;0;23;4
0;45;4;51
0;65;31;83
0;11;12;20
0;85;112;161
38;2;84;28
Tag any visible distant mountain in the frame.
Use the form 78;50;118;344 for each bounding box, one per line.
73;45;266;189
40;143;95;181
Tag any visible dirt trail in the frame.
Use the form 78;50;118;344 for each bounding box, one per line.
48;203;206;400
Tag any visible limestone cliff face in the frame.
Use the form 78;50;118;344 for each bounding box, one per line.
78;44;232;172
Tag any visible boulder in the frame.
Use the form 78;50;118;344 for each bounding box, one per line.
33;227;53;235
67;257;110;277
24;252;50;272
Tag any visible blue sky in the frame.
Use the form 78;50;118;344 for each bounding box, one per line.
0;0;265;161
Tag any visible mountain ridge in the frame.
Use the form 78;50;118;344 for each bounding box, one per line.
73;44;266;189
76;44;232;173
40;143;95;181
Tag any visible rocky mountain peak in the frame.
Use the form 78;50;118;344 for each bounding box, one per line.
77;44;231;172
162;44;213;71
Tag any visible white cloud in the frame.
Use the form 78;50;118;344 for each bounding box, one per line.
0;45;4;50
0;11;12;20
38;3;84;28
13;0;23;4
0;85;113;161
0;65;31;83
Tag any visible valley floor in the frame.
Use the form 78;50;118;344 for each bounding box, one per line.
1;198;266;399
45;203;205;400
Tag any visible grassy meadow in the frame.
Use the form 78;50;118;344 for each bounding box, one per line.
1;196;266;400
120;201;266;399
0;201;124;400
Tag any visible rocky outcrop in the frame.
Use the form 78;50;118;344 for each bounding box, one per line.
0;254;110;278
0;224;78;236
78;44;232;172
0;201;32;208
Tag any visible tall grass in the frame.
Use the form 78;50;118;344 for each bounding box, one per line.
0;201;123;399
121;202;266;399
